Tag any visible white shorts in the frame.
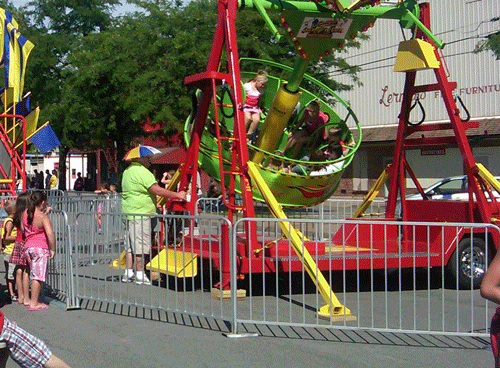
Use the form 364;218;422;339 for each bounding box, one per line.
126;217;151;255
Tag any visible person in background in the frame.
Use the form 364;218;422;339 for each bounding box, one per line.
48;170;58;190
206;179;220;198
160;170;176;188
121;154;186;285
31;170;39;189
94;182;109;194
36;170;44;190
15;174;23;193
44;170;51;189
73;172;84;191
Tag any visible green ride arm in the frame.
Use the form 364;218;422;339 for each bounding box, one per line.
403;9;443;48
253;0;282;41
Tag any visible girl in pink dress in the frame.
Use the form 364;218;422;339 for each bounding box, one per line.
243;70;267;141
22;191;55;310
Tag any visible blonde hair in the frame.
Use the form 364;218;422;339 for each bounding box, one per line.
3;199;15;215
251;69;268;83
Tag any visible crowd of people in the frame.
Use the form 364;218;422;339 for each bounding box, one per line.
25;170;58;191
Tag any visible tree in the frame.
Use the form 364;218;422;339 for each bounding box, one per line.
475;32;500;60
20;0;119;189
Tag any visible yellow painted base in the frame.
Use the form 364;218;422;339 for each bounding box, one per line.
394;39;439;72
317;304;357;322
324;245;372;253
146;248;198;278
211;287;246;300
109;250;126;269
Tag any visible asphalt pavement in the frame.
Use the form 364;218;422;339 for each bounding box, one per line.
0;294;494;368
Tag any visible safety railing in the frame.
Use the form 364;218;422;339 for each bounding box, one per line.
196;196;386;222
230;217;497;338
45;210;78;308
71;211;233;321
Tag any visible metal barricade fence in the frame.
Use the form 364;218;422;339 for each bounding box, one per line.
196;196;386;222
45;210;78;308
71;211;233;322
4;194;496;342
230;217;498;338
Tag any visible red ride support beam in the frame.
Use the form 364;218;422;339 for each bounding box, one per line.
385;71;416;218
386;3;492;224
182;0;258;290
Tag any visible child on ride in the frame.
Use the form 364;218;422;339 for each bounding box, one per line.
243;70;267;142
278;99;329;159
22;191;55;310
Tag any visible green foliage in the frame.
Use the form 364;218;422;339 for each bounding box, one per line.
26;0;120;34
474;32;500;60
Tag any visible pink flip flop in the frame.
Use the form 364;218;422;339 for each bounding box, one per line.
28;304;48;311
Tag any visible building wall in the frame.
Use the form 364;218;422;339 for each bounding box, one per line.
336;0;500;126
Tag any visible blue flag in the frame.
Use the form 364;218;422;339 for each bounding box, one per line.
27;122;60;153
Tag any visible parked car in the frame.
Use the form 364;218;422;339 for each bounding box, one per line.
405;175;500;201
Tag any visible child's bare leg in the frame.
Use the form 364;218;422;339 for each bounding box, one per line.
3;261;7;287
291;131;308;158
44;354;72;368
15;267;25;303
244;111;252;131
22;268;30;305
29;279;44;307
247;113;260;135
6;278;15;299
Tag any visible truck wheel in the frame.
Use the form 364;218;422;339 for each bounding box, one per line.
446;237;488;289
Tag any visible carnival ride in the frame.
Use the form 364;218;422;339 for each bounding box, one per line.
149;0;500;320
0;12;38;196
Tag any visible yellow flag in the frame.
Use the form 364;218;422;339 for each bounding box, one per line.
14;107;39;149
4;14;33;103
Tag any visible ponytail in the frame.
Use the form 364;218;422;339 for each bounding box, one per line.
13;191;30;229
27;190;47;226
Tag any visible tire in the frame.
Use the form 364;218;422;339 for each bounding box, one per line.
446;237;489;289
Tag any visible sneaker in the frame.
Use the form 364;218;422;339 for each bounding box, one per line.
121;274;135;283
135;274;151;285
